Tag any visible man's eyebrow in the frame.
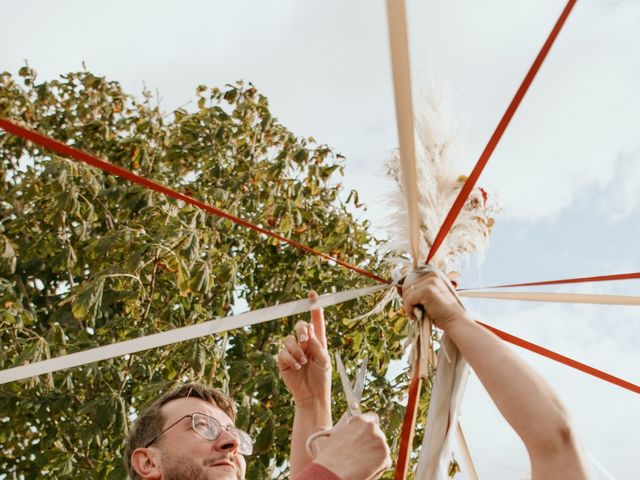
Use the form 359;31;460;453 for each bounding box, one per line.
163;414;190;430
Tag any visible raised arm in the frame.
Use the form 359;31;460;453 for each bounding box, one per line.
277;291;332;477
402;272;592;480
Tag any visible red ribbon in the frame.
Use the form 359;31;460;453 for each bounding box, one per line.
398;1;579;476
479;322;640;395
459;271;640;291
426;0;578;264
0;118;389;285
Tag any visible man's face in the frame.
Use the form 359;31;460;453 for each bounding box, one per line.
154;397;246;480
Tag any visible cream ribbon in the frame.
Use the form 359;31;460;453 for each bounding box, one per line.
386;0;421;269
459;291;640;305
456;421;480;480
403;265;477;479
0;284;388;385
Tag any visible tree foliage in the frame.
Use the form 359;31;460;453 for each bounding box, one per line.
0;67;425;479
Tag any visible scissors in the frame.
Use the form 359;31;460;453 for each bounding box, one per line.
305;352;368;457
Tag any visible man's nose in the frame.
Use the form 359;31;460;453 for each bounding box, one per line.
214;427;240;453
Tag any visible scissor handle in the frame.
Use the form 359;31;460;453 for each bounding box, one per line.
305;412;351;458
305;428;333;458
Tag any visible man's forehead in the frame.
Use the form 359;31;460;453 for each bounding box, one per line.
160;397;232;426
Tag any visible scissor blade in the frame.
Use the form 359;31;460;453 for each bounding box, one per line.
335;353;360;417
352;355;368;403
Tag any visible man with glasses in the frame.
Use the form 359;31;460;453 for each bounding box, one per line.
124;292;391;480
124;383;249;479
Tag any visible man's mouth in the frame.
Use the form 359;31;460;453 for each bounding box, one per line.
206;456;235;469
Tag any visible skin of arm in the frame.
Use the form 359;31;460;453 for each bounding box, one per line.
277;291;333;477
402;273;592;480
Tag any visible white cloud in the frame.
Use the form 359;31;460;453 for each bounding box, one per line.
595;150;640;221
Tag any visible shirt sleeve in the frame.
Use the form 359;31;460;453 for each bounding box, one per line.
296;462;341;480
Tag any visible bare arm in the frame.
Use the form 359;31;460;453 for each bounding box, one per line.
403;273;592;480
277;292;332;477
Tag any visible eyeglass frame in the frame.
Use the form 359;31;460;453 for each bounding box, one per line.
144;411;254;456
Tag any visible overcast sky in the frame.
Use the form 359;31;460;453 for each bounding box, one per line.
2;1;639;478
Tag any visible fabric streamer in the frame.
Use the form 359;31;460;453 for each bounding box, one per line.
410;267;470;479
459;291;640;306
415;335;470;479
0;118;634;395
455;422;479;480
479;322;640;395
459;271;640;291
0;284;388;385
384;0;434;477
0;118;388;286
393;0;580;477
426;0;578;264
385;0;421;269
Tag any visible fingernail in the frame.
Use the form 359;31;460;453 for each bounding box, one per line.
300;355;308;365
299;333;308;342
294;363;302;370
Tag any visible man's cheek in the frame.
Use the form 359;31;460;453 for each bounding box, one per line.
237;457;246;480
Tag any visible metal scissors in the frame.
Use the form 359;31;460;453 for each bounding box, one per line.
305;352;368;457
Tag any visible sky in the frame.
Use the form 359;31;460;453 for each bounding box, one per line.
2;0;639;478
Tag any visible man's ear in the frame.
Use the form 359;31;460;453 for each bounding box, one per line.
130;447;162;479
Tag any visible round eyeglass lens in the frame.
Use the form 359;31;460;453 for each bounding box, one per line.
230;427;254;456
192;413;253;456
192;414;216;437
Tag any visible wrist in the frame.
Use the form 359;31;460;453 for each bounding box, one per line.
294;396;332;431
293;391;331;410
294;394;331;411
441;312;475;335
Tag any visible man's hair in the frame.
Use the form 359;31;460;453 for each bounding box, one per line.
123;382;236;479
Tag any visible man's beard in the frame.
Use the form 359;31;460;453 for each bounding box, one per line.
161;453;241;480
162;454;208;480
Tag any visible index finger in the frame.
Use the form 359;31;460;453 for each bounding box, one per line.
308;290;327;347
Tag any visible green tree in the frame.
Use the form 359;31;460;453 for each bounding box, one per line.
0;67;423;479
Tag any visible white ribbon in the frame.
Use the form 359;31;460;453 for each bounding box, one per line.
456;421;480;480
459;291;640;305
407;267;470;479
416;335;470;479
0;284;388;385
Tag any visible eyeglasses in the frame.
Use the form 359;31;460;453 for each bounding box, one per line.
145;412;254;456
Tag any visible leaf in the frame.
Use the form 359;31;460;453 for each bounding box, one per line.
191;261;211;294
223;88;238;103
293;148;307;164
68;277;105;323
279;216;292;234
176;259;192;297
0;235;16;276
182;232;200;264
254;414;275;454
